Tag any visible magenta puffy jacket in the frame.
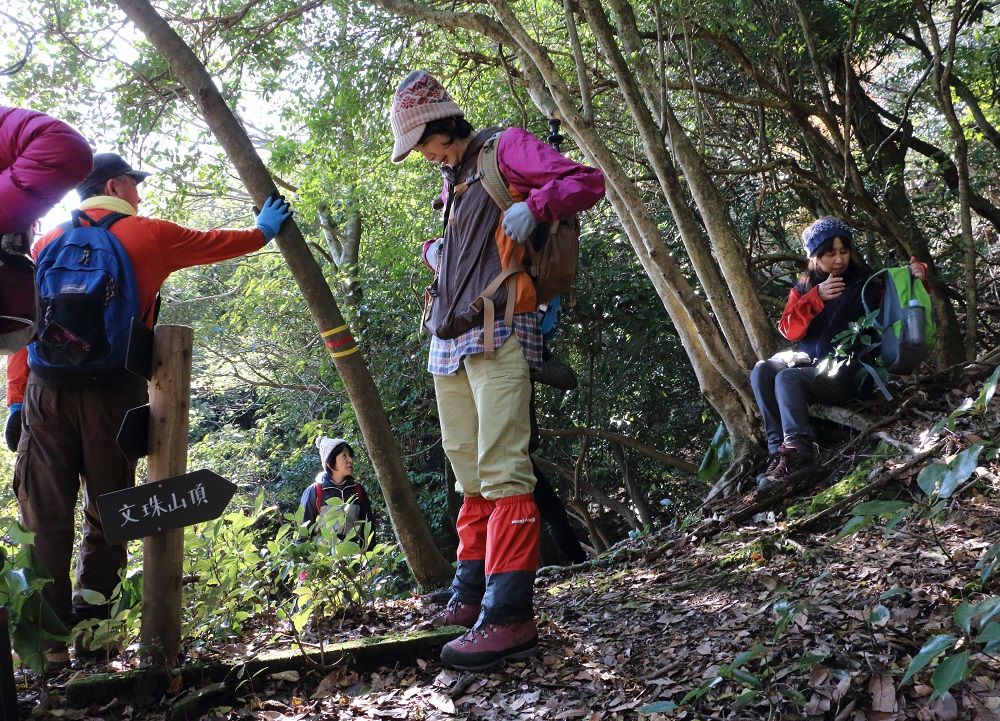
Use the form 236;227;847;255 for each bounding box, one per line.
0;106;93;233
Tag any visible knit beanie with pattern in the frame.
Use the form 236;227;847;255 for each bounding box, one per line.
390;70;464;163
802;217;853;256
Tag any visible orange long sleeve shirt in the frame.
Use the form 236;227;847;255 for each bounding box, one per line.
6;199;266;405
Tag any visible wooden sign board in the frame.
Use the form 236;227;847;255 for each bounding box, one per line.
96;469;236;545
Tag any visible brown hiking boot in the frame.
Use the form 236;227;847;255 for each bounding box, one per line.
440;619;539;671
755;453;782;487
439;600;481;628
759;445;813;488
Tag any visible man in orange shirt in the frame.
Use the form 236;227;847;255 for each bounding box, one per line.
5;152;290;665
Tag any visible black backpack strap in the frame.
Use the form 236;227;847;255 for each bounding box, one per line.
62;210;130;231
95;212;131;231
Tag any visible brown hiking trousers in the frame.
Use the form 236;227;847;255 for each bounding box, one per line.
13;374;147;627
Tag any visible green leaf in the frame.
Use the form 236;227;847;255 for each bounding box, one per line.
793;653;829;669
980;559;998;585
730;668;762;687
884;508;910;538
38;600;69;637
10;618;44;673
973;597;1000;627
681;676;724;703
880;587;909;600
931;398;973;434
953;602;972;635
917;463;947;496
975;364;1000;411
975;622;1000;644
836;514;872;541
732;644;765;669
931;651;969;700
901;634;957;686
78;589;107;605
868;605;890;626
780;687;807;705
6;521;35;546
2;569;29;597
938;445;984;499
638;701;679;715
853;500;911;516
772;600;797;639
976;543;1000;572
732;689;759;710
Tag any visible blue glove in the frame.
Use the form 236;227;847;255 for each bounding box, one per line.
500;201;537;244
5;402;23;452
254;195;292;241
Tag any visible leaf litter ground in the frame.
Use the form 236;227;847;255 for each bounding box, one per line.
19;371;1000;720
22;488;1000;721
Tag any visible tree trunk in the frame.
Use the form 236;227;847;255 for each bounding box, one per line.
610;442;654;528
317;194;363;307
115;0;453;588
918;0;976;359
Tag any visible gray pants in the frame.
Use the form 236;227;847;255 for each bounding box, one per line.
750;359;857;454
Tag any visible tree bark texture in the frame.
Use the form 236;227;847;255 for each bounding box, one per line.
115;0;454;588
142;325;192;663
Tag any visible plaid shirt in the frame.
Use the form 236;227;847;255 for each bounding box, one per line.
428;313;542;377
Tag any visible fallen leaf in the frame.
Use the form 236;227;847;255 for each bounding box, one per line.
868;675;896;713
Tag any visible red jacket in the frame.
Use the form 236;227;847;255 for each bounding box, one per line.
0;107;92;233
6;199;266;404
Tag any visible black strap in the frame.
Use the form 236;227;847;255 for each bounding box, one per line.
441;181;455;237
62;209;130;231
58;210;160;325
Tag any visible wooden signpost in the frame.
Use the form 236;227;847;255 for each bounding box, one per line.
99;324;236;662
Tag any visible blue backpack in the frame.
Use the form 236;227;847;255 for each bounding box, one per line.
28;210;140;382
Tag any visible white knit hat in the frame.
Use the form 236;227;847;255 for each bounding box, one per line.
316;436;352;469
390;70;464;163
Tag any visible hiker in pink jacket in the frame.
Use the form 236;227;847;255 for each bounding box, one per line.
2;107;92;448
390;70;604;672
0;106;93;242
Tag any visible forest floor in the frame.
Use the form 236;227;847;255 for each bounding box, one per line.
17;363;1000;720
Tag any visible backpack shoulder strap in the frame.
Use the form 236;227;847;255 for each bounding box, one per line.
58;210;130;234
477;131;515;211
95;212;131;232
861;268;887;317
315;482;324;513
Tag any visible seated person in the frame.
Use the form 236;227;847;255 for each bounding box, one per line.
299;436;375;548
751;217;928;487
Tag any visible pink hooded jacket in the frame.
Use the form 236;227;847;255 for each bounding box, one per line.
0;106;93;233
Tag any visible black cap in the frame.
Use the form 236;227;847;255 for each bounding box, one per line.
76;152;152;199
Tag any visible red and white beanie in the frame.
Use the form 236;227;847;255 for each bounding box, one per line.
390;70;464;163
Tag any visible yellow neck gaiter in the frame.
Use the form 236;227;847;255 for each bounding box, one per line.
79;196;138;217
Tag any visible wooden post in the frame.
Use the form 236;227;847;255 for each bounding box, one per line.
140;325;193;663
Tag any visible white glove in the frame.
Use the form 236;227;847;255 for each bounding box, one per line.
500;201;537;244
